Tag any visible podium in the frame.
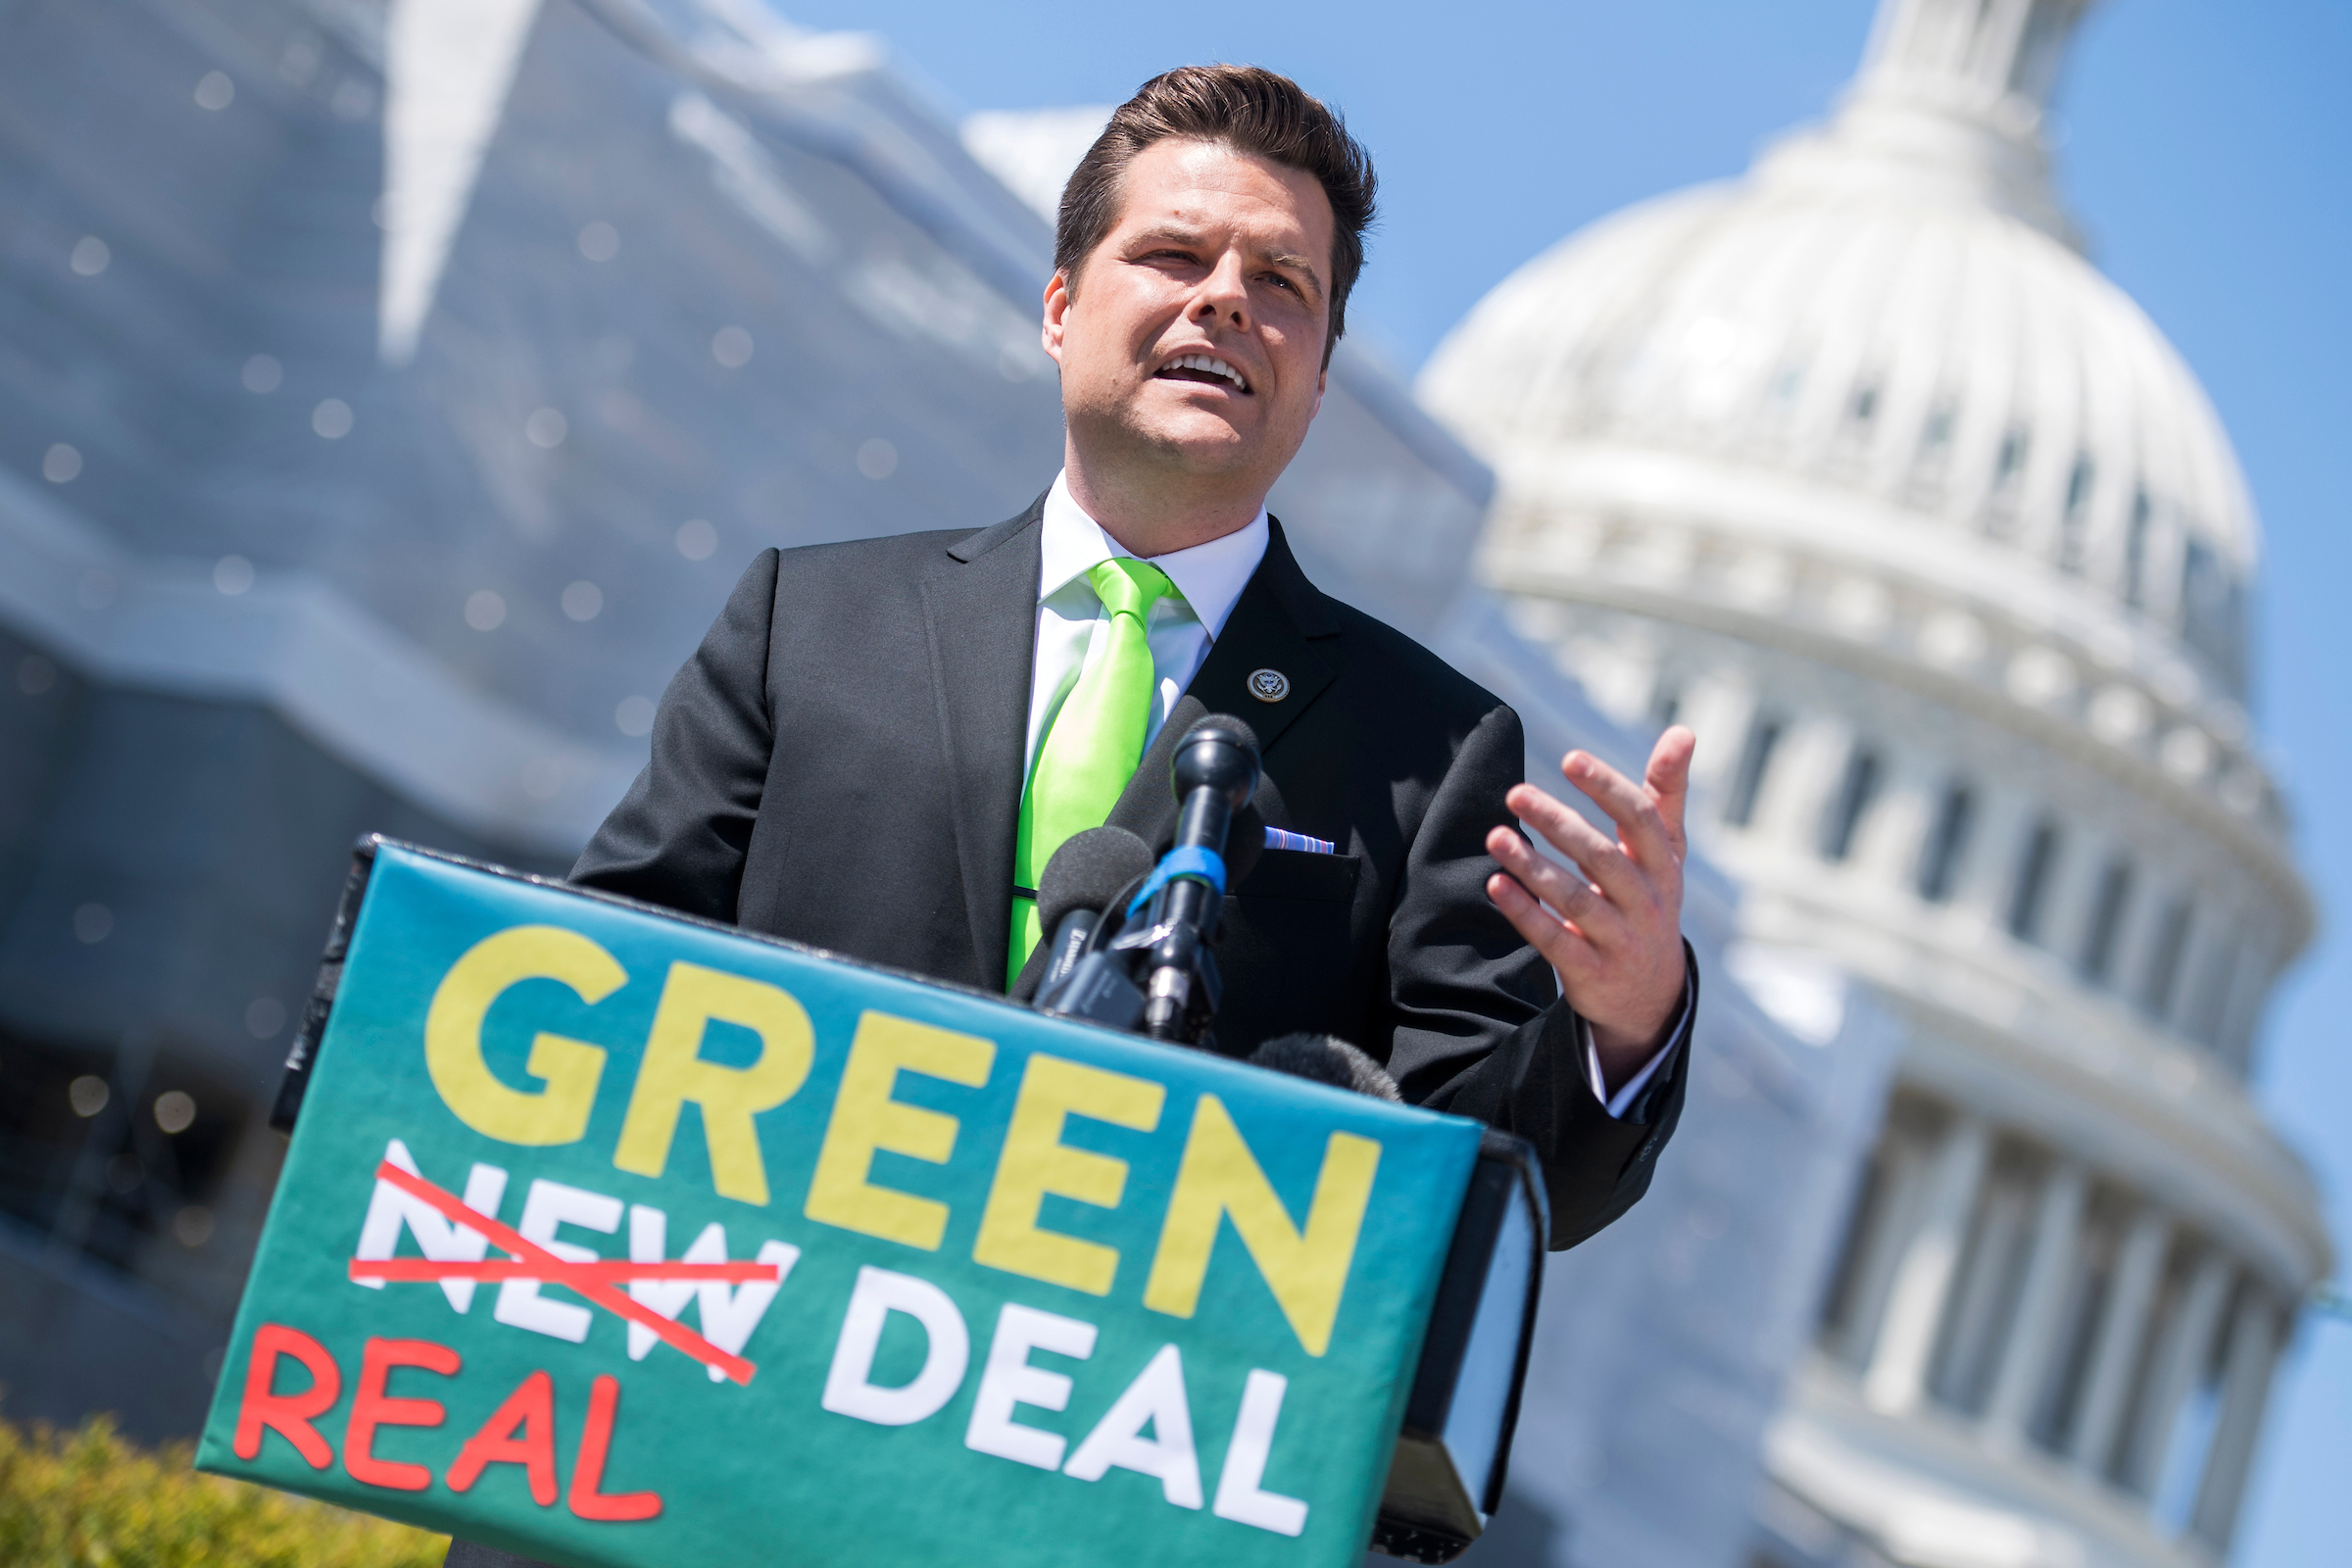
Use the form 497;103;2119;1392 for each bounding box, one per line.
199;840;1542;1568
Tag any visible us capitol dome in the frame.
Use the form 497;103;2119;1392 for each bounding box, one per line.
1421;1;2326;1564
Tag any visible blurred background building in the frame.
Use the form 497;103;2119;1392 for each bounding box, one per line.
1423;1;2328;1565
0;1;2324;1567
0;0;1506;1434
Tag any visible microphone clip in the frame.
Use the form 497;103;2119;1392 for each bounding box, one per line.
1031;713;1261;1051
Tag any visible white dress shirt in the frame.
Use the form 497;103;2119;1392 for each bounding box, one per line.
1023;470;1269;779
1025;469;1680;1118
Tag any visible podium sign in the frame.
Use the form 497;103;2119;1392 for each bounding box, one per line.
197;844;1483;1568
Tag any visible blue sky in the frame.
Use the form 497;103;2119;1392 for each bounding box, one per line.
782;0;2351;1559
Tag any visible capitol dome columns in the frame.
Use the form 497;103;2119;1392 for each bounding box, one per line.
1862;1111;1989;1415
1825;1115;2293;1514
2193;1290;2286;1546
1981;1159;2085;1446
1420;0;2324;1552
2066;1204;2173;1472
2123;1250;2234;1490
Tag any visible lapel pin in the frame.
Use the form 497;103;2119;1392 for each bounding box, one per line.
1247;668;1290;703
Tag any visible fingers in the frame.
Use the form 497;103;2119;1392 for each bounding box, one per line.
1499;787;1653;915
1491;739;1694;1054
1486;871;1599;976
1493;866;1686;1054
1552;748;1679;874
1646;725;1695;853
1485;825;1630;946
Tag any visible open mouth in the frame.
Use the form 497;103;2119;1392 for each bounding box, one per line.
1153;353;1251;394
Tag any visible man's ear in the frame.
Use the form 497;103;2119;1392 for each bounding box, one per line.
1309;367;1327;423
1042;270;1072;367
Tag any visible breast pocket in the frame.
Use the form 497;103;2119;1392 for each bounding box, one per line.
1233;848;1362;904
1218;850;1370;1051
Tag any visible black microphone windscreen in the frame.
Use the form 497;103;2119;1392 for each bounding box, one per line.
1248;1034;1402;1102
1173;714;1263;809
1035;826;1155;935
1183;712;1261;755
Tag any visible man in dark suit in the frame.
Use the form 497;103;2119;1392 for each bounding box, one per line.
450;58;1696;1568
574;63;1699;1243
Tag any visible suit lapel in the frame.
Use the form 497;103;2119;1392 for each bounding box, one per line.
1106;517;1338;849
922;498;1045;983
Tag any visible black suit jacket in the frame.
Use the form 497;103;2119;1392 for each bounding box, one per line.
572;496;1685;1249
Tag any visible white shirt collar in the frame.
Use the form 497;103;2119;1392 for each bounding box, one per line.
1038;470;1268;641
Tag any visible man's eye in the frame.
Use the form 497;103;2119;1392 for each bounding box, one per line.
1261;273;1298;294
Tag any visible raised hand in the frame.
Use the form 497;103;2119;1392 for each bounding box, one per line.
1485;726;1694;1086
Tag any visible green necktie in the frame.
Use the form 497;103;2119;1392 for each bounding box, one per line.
1008;557;1178;987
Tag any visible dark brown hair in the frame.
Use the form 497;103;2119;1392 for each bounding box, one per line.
1054;65;1377;366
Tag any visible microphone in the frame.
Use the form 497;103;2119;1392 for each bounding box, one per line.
1014;826;1154;1004
1117;715;1261;1043
1221;799;1268;888
1248;1034;1402;1101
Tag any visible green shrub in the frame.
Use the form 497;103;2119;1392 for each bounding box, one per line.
0;1411;448;1568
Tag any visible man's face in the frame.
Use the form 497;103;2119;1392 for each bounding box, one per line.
1044;138;1333;503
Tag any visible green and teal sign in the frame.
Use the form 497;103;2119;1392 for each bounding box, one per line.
198;845;1483;1568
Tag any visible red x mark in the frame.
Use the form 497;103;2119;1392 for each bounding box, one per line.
349;1161;780;1386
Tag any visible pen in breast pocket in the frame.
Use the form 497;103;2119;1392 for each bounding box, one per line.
1263;826;1336;855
